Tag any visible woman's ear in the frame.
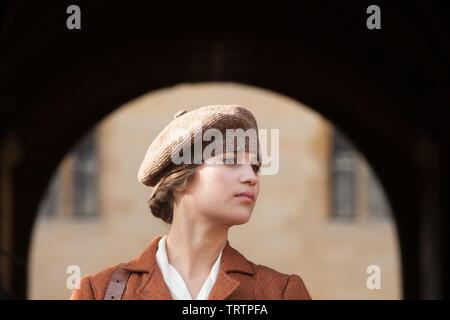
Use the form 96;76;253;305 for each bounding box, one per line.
174;185;187;195
174;177;192;197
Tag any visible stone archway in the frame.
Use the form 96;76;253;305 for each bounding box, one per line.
1;2;448;299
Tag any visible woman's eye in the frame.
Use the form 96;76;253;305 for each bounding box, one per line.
223;157;260;173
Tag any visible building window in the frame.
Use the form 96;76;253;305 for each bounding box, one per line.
37;131;99;219
330;129;357;219
38;172;60;217
330;128;391;221
366;166;391;218
72;132;98;218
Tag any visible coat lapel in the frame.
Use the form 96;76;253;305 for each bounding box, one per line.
207;270;241;300
121;235;255;300
136;264;172;300
208;238;255;300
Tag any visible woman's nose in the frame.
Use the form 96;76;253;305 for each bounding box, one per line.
240;165;258;185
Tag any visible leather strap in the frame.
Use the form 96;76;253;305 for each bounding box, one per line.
103;264;131;300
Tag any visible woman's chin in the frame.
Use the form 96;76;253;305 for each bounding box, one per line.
229;210;252;225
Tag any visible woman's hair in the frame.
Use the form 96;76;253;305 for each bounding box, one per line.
148;165;198;224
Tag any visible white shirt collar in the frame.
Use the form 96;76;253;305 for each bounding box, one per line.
155;235;223;300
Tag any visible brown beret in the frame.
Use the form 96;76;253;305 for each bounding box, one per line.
137;104;260;187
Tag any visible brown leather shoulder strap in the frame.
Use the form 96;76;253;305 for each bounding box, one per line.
103;264;131;300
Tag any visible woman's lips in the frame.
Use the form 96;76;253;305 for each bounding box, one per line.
235;192;254;202
236;195;253;202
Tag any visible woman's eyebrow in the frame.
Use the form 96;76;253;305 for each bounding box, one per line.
221;153;259;164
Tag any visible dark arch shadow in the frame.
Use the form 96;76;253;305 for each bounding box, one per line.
1;2;448;299
12;66;415;299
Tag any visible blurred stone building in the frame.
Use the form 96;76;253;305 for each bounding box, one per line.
29;83;400;299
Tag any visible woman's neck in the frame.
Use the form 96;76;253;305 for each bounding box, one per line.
165;223;228;279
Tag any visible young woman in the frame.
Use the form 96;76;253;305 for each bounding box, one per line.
71;104;311;300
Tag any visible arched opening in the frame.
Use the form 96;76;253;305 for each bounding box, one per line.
29;82;401;299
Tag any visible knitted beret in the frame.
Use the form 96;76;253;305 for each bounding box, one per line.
137;104;260;187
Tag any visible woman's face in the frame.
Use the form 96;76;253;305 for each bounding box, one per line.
180;151;260;227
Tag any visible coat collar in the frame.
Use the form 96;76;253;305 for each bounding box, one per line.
122;235;255;300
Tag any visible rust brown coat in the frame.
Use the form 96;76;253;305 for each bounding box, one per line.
71;235;312;300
